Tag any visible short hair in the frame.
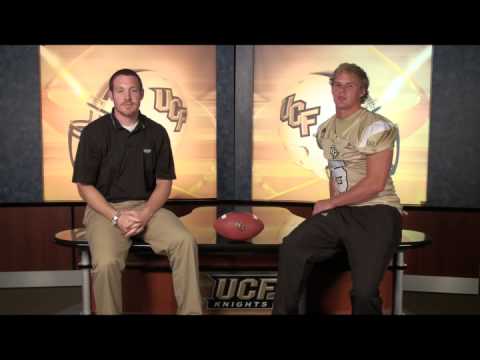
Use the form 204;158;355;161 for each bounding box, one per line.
108;68;144;92
329;63;369;104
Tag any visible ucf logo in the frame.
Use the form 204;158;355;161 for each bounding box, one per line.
207;273;277;309
330;145;339;159
151;87;187;132
68;81;188;165
234;222;246;232
280;94;320;137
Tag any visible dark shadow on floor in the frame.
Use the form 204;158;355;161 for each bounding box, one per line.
0;287;479;315
403;291;480;315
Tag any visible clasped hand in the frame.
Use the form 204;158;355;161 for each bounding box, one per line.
116;209;151;238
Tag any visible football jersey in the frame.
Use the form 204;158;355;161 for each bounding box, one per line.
316;107;401;210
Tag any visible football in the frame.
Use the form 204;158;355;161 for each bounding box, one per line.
213;211;264;241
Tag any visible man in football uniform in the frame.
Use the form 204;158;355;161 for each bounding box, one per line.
272;63;402;315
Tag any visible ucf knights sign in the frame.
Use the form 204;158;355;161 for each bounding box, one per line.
201;272;277;310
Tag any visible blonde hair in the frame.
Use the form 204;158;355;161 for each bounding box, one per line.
329;63;369;104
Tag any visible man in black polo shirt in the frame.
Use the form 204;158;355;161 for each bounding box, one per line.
73;68;202;315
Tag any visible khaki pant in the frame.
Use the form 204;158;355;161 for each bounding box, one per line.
84;200;203;315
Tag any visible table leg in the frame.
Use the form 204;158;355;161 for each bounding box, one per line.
393;252;405;315
79;249;91;315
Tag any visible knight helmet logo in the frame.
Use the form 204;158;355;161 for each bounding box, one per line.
68;69;187;166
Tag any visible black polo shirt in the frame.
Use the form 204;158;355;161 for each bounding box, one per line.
72;111;176;202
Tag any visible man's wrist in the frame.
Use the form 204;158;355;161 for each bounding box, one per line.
328;197;338;209
111;211;121;226
141;206;155;221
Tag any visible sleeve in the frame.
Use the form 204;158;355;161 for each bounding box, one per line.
71;127;102;184
155;130;176;180
357;120;398;155
316;124;327;150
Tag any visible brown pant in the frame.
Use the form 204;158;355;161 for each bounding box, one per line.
84;200;203;315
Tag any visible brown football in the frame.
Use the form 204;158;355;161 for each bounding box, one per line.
213;211;264;241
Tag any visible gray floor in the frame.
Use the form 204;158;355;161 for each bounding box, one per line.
0;287;83;315
0;287;479;315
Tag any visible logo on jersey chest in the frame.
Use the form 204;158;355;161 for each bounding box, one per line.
330;145;339;159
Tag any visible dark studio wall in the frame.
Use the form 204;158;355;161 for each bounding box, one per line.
426;46;480;208
0;46;42;202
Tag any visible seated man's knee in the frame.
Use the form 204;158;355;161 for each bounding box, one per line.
170;230;197;252
280;233;301;254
